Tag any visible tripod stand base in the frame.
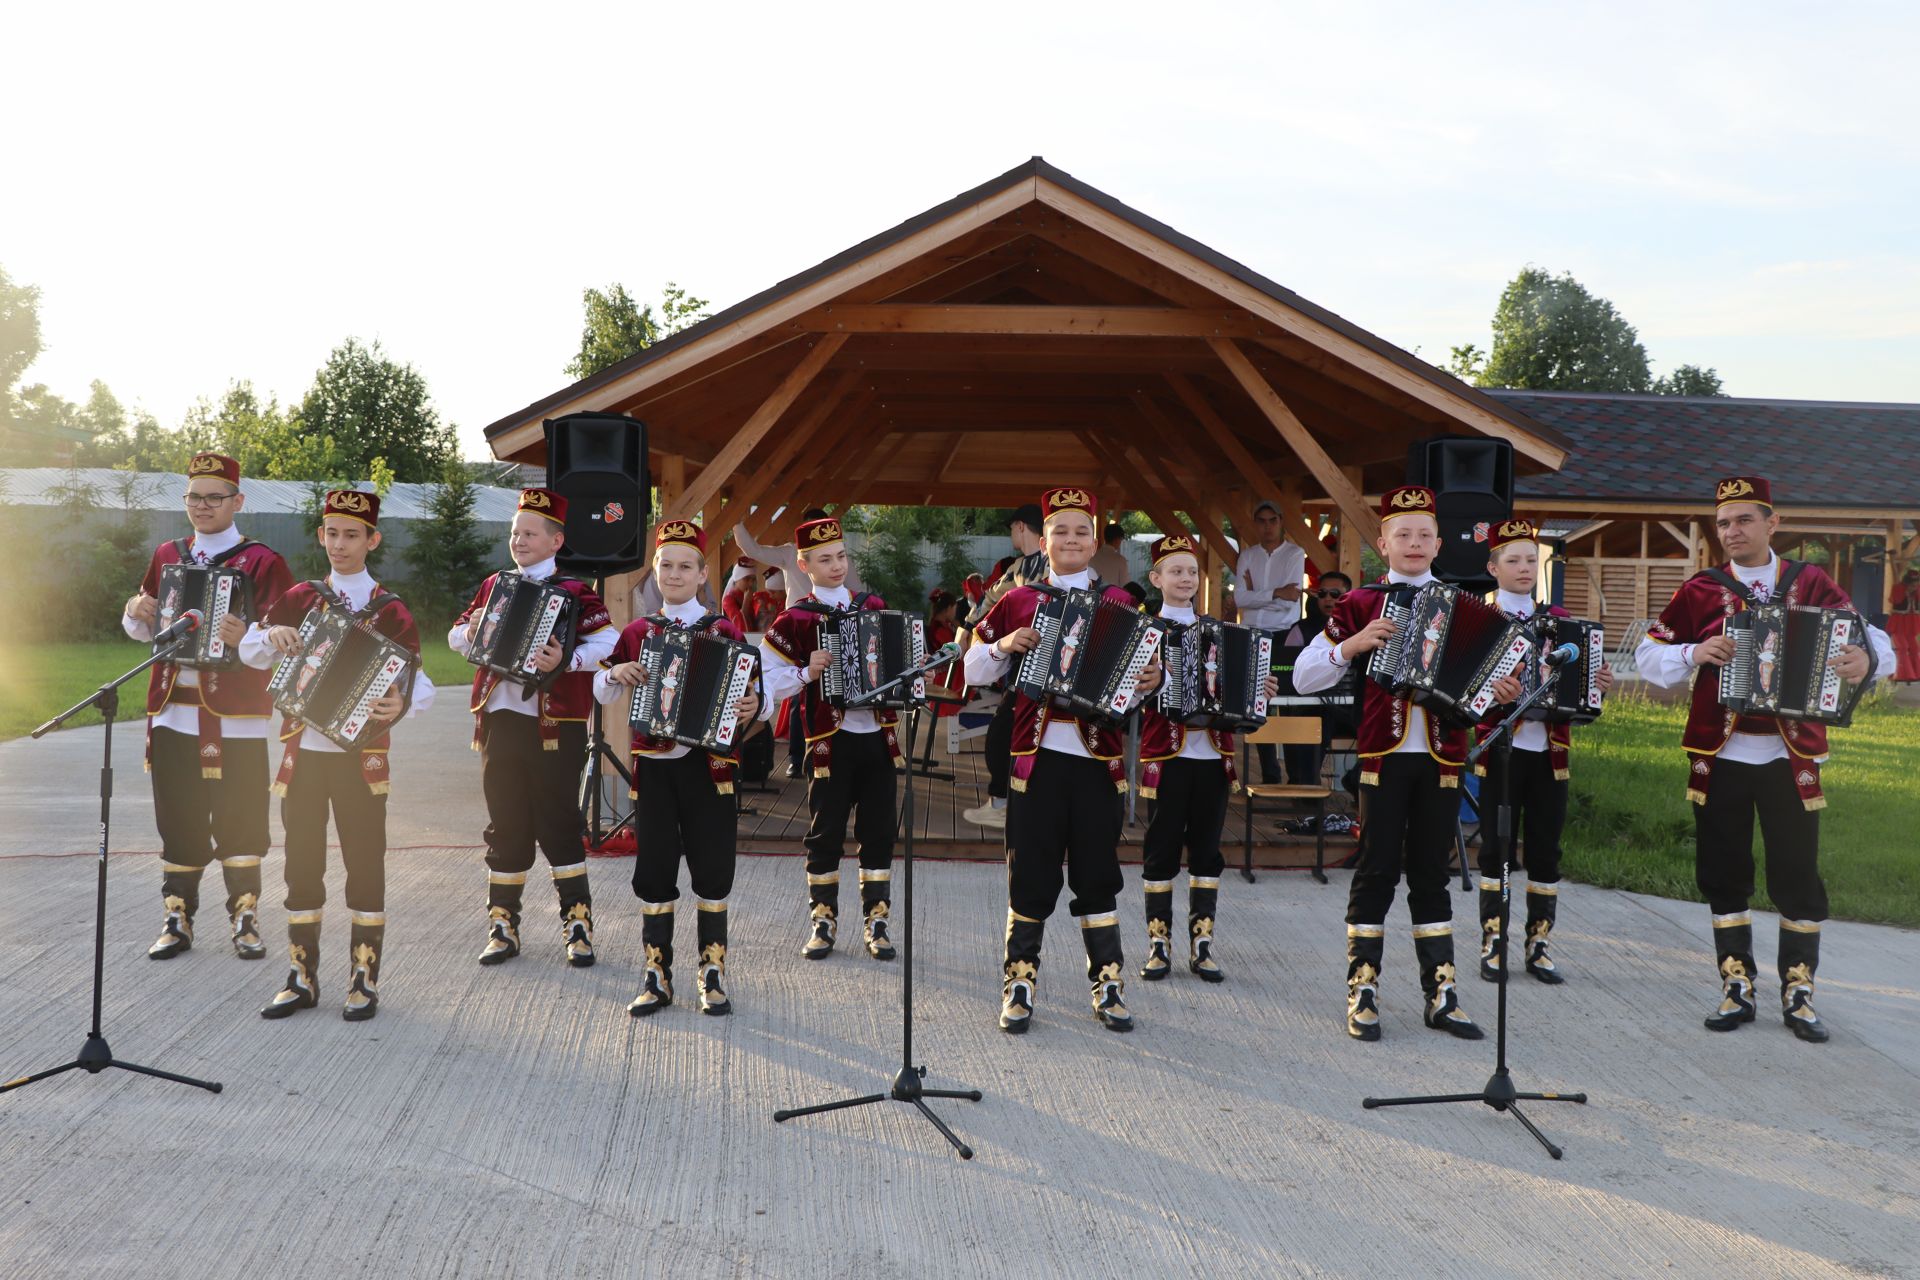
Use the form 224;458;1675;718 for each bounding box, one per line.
774;1065;984;1159
1363;1068;1585;1158
2;1032;222;1096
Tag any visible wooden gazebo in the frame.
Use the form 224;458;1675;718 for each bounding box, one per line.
483;158;1573;854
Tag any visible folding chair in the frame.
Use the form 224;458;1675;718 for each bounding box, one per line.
1239;716;1331;885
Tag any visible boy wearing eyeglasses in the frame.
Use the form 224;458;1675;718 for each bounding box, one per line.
122;453;293;964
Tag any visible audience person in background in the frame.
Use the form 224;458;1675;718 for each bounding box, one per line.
1234;500;1307;784
1092;523;1133;590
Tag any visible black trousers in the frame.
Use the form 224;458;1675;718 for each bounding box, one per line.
1141;757;1229;882
1475;746;1567;884
1348;753;1455;927
985;694;1015;800
1694;758;1826;921
1006;750;1124;920
150;728;270;869
632;750;736;903
803;729;897;874
480;712;589;877
281;750;387;915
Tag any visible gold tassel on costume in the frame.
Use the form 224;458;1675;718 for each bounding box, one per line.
369;782;390;796
271;781;289;797
717;781;735;795
202;767;222;780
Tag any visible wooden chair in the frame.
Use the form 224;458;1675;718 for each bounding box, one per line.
1238;716;1332;885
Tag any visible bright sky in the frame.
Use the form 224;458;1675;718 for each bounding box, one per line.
6;2;1917;460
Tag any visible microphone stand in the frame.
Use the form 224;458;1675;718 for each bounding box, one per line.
1361;666;1587;1158
775;646;984;1159
579;574;637;850
3;633;224;1098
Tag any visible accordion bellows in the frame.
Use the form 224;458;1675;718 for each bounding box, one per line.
629;627;762;754
468;573;578;689
1016;587;1169;725
155;563;252;669
819;609;926;711
1720;603;1872;726
268;609;416;749
1367;582;1530;727
1159;618;1272;731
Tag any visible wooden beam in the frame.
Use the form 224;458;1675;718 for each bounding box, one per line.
711;373;865;542
1277;478;1336;574
661;334;847;522
1655;520;1692;551
1162;374;1326;562
1108;413;1238;561
926;432;967;502
1338;465;1365;584
793;304;1278;339
1126;390;1255;532
1073;430;1193;554
1207;339;1381;547
1559;519;1614;546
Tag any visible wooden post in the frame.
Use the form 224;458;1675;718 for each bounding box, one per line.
1338;465;1366;583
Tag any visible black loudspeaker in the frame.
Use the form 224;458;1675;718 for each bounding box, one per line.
1407;436;1514;590
545;412;650;576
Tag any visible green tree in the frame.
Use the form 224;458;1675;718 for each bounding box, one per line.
180;381;342;480
1462;267;1724;396
564;282;711;380
854;506;978;610
403;459;495;627
299;337;457;482
0;264;42;410
1652;364;1725;397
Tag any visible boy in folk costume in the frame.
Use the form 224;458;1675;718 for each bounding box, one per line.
450;489;617;968
122;452;293;962
594;520;770;1017
1136;534;1277;984
759;513;902;961
1473;519;1614;984
1635;477;1892;1042
1293;485;1485;1042
241;491;434;1020
963;488;1164;1034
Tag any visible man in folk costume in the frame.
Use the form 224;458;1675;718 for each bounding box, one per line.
963;487;1164;1034
1135;533;1277;985
1635;477;1892;1042
594;520;770;1016
1473;519;1613;984
122;452;293;962
241;491;434;1020
449;488;617;967
1293;485;1485;1042
759;512;903;961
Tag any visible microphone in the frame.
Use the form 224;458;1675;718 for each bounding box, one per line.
153;609;206;646
1542;642;1582;668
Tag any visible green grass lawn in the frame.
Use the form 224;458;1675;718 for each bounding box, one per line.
0;638;475;742
1564;687;1920;928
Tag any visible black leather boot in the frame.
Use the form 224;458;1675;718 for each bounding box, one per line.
1778;920;1828;1043
1083;914;1133;1032
1188;876;1224;983
1704;912;1759;1032
1140;880;1174;980
1346;924;1384;1041
629;904;675;1016
697;901;731;1016
1415;923;1484;1040
1000;912;1044;1033
261;914;321;1019
342;914;382;1022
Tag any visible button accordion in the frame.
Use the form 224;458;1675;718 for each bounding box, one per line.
1719;603;1872;726
1015;586;1169;725
155;562;253;669
818;608;926;711
268;608;416;749
1521;615;1606;724
1159;618;1272;731
1365;581;1531;726
628;624;762;754
467;573;578;688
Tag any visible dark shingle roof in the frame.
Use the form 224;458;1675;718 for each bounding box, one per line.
1496;390;1920;511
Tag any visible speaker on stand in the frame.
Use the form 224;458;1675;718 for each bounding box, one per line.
544;412;651;847
1408;436;1514;593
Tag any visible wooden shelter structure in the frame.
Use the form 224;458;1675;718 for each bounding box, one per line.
1499;391;1920;639
482;158;1574;852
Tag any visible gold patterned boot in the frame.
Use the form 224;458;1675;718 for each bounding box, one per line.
563;902;595;968
1346;924;1384;1041
148;865;201;959
1083;914;1133;1032
1779;920;1828;1043
1477;878;1503;982
1416;923;1484;1040
628;903;674;1017
261;914;321;1019
1188;876;1224;983
1704;913;1758;1032
696;900;730;1016
860;869;895;959
1523;884;1564;984
1000;912;1044;1034
342;913;383;1022
229;892;266;960
1140;880;1173;980
478;905;521;966
802;871;839;960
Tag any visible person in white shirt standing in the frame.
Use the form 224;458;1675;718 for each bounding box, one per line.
1233;501;1307;784
1635;476;1891;1043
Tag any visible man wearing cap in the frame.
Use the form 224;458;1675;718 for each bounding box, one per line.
1636;477;1892;1042
242;490;435;1021
760;512;903;962
1293;485;1485;1043
961;503;1051;830
451;488;618;969
122;452;294;964
963;487;1164;1034
1472;518;1613;986
1233;501;1307;785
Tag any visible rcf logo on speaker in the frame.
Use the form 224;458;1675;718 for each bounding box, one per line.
1473;522;1490;543
594;502;626;524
